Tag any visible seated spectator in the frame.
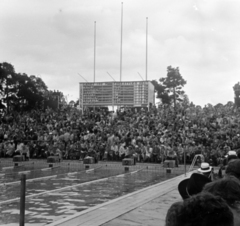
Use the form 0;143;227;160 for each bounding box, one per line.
14;140;24;156
178;173;211;200
118;142;125;160
203;177;240;226
55;145;62;160
225;151;239;165
166;192;234;226
166;146;178;167
5;140;15;157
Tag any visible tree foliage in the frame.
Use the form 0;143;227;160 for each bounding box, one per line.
233;82;240;107
152;66;187;106
0;61;65;111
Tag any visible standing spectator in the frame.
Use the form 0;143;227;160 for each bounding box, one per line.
5;140;15;157
119;141;126;160
166;145;179;167
152;142;160;163
22;141;30;160
113;141;119;161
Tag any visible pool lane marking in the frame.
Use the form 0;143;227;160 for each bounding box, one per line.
0;165;60;177
67;166;103;176
85;166;103;173
0;175;59;186
41;166;60;171
0;166;136;205
2;166;23;170
1;165;26;170
18;170;31;175
2;166;14;170
2;164;28;170
0;166;103;187
116;167;145;177
131;167;145;174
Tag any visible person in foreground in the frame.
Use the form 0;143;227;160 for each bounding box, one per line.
165;192;234;226
203;177;240;226
178;173;211;200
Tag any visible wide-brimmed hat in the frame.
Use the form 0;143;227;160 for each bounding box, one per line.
178;173;211;200
198;162;212;173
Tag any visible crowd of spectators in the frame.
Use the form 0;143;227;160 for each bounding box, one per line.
1;102;240;225
0;102;240;165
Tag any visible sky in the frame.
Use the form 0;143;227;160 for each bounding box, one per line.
0;0;240;107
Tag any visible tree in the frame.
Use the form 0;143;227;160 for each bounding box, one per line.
151;80;171;104
181;94;190;108
233;82;240;107
14;73;43;110
0;62;15;112
153;66;187;109
74;99;79;107
69;100;75;107
0;61;68;112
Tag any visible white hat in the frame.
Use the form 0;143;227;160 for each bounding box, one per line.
228;151;237;156
198;162;212;173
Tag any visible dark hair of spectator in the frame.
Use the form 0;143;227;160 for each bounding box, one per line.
225;159;240;180
165;201;183;226
175;192;234;226
203;177;240;209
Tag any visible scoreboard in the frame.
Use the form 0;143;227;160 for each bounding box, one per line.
79;81;155;108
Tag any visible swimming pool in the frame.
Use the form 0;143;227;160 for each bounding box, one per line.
0;160;185;226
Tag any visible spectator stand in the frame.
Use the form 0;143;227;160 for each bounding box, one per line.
1;102;240;172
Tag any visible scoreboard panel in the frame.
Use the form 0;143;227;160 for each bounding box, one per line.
79;81;154;108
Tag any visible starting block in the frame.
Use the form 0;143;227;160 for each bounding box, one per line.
163;160;175;168
13;155;23;162
84;157;95;164
165;168;174;173
13;155;23;166
122;158;134;166
47;156;60;163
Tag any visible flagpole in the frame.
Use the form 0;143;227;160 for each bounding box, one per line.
94;21;96;83
146;17;148;81
120;2;123;81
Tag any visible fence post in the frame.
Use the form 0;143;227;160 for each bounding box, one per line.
20;174;26;226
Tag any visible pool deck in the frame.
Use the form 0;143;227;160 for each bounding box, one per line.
48;171;192;226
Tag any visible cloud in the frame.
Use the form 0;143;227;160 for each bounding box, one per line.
0;0;240;106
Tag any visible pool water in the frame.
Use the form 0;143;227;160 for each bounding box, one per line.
0;161;182;226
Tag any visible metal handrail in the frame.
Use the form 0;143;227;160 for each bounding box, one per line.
188;154;204;172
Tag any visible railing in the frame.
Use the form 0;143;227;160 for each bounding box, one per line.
188;154;204;172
